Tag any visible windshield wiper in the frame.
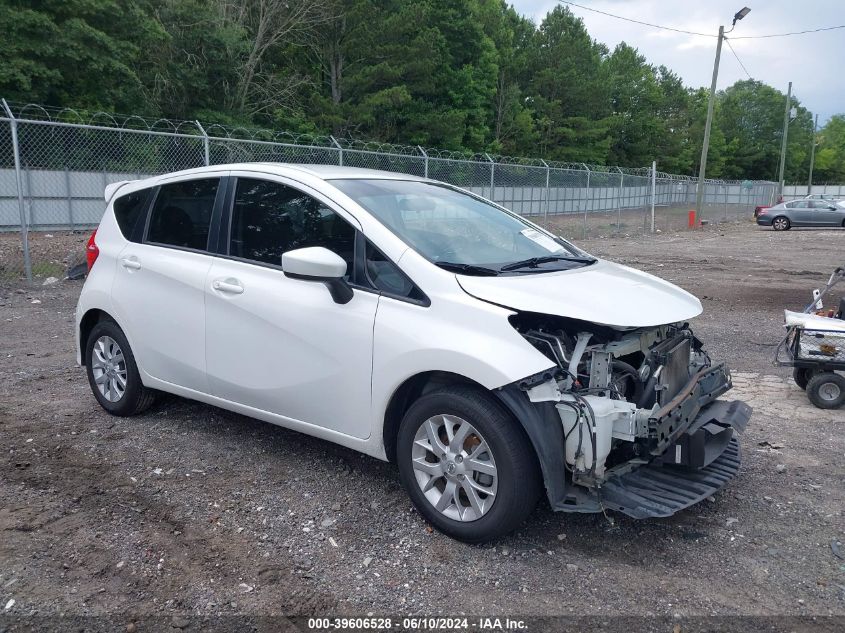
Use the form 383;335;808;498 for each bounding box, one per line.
499;255;595;272
435;261;500;276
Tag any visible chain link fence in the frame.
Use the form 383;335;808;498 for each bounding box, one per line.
0;100;778;284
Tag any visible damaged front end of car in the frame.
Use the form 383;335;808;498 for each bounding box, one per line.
497;313;751;519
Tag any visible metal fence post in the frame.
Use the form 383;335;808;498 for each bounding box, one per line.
616;167;624;232
650;161;656;233
330;136;343;166
195;120;210;166
582;164;591;240
485;153;495;201
2;99;32;283
540;159;550;228
417;146;428;178
64;166;75;228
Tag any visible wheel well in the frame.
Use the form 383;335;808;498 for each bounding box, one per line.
78;309;113;365
382;371;488;462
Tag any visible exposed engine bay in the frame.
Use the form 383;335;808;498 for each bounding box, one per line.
508;313;751;506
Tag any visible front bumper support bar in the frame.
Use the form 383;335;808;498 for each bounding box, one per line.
600;436;742;519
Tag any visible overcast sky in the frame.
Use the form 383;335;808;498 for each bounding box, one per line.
510;0;843;124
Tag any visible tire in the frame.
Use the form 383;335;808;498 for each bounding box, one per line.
772;216;790;231
805;372;845;410
396;386;541;543
793;367;816;390
85;319;156;416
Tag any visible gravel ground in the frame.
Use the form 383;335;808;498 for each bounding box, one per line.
1;222;844;620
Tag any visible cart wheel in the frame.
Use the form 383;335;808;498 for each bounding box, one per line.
793;367;816;390
806;372;845;409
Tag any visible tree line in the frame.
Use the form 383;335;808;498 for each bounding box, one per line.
2;0;843;182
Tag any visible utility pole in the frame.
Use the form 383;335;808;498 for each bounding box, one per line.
807;113;819;194
695;8;750;223
777;81;792;198
694;25;724;223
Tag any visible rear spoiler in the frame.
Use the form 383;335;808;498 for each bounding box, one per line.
104;180;134;203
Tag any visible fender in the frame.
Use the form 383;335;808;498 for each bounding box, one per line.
494;382;600;513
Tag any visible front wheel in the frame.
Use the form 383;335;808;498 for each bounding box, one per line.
772;216;791;231
806;372;845;409
396;386;541;543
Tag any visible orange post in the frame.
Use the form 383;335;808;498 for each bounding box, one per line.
688;209;697;228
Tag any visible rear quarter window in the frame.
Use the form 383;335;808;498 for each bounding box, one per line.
113;189;152;242
146;178;219;251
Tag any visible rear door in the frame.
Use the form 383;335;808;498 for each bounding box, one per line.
787;200;813;225
204;173;378;439
110;175;225;392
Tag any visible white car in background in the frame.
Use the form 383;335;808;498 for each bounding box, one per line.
76;163;750;542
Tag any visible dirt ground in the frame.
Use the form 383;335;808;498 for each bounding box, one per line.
1;222;844;624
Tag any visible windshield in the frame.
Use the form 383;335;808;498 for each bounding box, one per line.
330;179;594;274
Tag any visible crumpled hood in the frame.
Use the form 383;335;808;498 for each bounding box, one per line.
457;259;702;328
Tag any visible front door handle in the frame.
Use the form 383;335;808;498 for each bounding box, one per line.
121;258;141;270
212;279;244;295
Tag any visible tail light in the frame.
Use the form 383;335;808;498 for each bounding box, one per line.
86;229;99;271
758;207;768;216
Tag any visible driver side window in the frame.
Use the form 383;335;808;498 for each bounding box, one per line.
229;178;355;276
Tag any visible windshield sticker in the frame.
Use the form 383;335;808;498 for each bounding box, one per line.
520;228;562;252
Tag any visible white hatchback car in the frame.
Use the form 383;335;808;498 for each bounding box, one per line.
76;163;751;542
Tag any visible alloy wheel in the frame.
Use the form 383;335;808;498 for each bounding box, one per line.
411;414;498;522
773;217;789;231
91;335;128;402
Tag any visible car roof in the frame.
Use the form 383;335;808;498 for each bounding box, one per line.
159;162;428;182
105;163;431;202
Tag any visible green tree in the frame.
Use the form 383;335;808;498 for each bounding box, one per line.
0;0;164;111
527;6;611;163
717;79;813;181
813;115;845;183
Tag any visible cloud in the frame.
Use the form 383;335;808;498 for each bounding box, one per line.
510;0;843;122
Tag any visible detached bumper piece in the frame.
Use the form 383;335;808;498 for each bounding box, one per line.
655;399;751;469
600;436;741;519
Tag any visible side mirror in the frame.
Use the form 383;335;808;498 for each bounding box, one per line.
282;247;353;304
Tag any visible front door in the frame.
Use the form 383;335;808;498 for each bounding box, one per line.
204;175;377;439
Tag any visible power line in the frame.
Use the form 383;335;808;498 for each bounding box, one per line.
557;1;845;40
731;25;845;39
556;1;715;37
724;37;753;80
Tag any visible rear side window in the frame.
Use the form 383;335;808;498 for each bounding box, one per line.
113;189;151;242
229;178;355;272
147;178;219;250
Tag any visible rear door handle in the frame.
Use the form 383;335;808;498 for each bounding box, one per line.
212;279;244;295
121;258;141;270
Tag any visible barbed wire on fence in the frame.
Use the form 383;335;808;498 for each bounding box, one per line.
1;98;784;283
0;99;779;183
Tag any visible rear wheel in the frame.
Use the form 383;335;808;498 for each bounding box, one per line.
806;372;845;409
85;320;156;416
396;386;541;543
772;216;790;231
793;367;817;390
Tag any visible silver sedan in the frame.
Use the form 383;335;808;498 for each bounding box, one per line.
757;199;845;231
